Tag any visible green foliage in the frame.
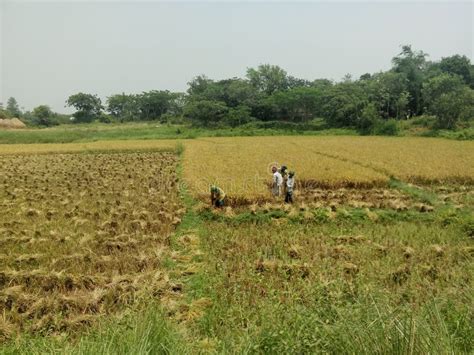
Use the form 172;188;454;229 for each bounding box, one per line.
0;108;12;119
106;93;138;121
357;102;380;134
439;54;473;87
224;105;253;127
365;71;410;119
66;92;103;123
392;45;428;115
138;90;176;120
6;97;22;117
373;118;400;136
32;105;55;126
422;73;465;108
2;307;188;354
430;88;474;129
183;100;228;127
266;86;325;122
246;64;289;95
322;82;368;127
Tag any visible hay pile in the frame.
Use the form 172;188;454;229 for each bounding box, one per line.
0;118;26;129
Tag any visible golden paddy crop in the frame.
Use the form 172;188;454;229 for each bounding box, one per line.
182;136;474;202
0;152;184;335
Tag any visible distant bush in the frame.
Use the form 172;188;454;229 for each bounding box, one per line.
0;109;12;119
98;113;113;123
373;119;400;136
242;120;323;131
409;115;437;128
357;103;380;135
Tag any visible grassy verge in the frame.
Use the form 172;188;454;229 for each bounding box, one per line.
1;305;187;354
0;122;357;144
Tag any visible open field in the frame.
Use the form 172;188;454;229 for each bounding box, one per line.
182;136;474;202
0;135;473;353
0;152;184;336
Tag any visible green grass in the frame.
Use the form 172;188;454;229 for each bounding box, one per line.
1;305;188;354
0;122;357;144
188;215;473;353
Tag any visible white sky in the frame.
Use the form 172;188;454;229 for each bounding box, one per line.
1;0;473;113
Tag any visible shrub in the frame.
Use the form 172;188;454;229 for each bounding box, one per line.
224;105;254;127
357;103;380;135
373;119;400;136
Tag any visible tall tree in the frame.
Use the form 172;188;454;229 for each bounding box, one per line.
322;82;368;127
439;55;472;87
183;100;228;127
106;93;138;121
32;105;54;126
246;64;288;95
66;93;103;123
6;97;21;117
137;90;174;120
392;45;428;116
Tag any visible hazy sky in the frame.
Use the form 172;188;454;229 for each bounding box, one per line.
1;0;472;113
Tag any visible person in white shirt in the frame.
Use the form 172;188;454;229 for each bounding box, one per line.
285;171;295;203
271;166;283;197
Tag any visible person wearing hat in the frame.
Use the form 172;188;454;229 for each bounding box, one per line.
210;185;226;208
285;171;295;203
271;166;283;197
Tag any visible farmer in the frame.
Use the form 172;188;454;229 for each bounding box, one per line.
210;185;226;208
280;165;288;195
285;171;295;203
271;166;283;197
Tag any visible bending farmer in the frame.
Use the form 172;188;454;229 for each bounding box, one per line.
210;185;226;208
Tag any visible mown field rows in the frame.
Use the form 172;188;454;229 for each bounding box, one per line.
0;152;184;336
0;139;177;155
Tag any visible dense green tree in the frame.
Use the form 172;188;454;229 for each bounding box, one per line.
422;73;465;109
187;75;214;96
106;93;138;121
311;79;333;90
183;100;228;127
439;55;472;87
287;76;312;89
366;72;410;119
168;93;186;116
66;93;103;123
392;45;428;116
224;105;253;127
6;97;21;117
0;108;11;119
322;82;368;127
357;102;380;134
246;64;288;95
220;79;259;108
430;88;474;129
32;105;54;126
267;87;325;122
137;90;174;120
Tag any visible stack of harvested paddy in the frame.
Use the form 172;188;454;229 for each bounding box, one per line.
0;118;26;129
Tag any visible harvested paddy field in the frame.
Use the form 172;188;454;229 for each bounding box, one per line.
0;152;184;336
0;136;472;353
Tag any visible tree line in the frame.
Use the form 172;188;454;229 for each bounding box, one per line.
2;45;473;132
